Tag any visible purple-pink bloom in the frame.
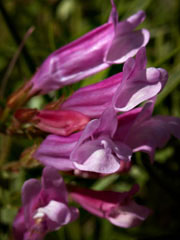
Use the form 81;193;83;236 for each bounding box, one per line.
13;167;79;240
34;132;81;171
61;48;168;118
33;109;90;136
14;107;90;136
112;48;168;112
29;1;149;95
70;108;132;174
70;184;151;228
34;99;180;174
121;101;180;161
34;108;132;174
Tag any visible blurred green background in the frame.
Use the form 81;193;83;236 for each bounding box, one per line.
0;0;180;239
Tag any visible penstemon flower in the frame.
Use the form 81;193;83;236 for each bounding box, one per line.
13;167;79;240
12;48;168;137
61;48;168;117
70;184;151;228
34;99;180;174
6;1;179;237
15;108;90;136
28;1;149;95
33;109;90;136
34;108;132;174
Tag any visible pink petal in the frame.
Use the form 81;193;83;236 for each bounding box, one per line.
41;167;68;203
113;67;168;112
126;116;180;161
72;137;131;174
107;200;151;228
73;148;120;174
33;200;78;231
35;109;89;135
22;179;41;226
34;133;80;170
114;107;142;141
29;8;149;95
30;22;113;94
71;184;150;228
61;73;122;118
13;207;26;240
108;0;118;25
105;29;150;64
126;10;146;29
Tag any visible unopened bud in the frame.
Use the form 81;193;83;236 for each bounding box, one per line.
14;108;38;123
34;109;90;136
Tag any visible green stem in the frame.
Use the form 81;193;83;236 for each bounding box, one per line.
0;1;35;73
0;107;11;126
0;135;11;167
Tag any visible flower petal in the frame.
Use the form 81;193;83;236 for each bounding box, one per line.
107;200;151;228
70;184;150;228
34;133;80;170
42;167;68;203
105;29;150;64
74;148;120;174
61;73;122;118
33;200;78;231
35;109;89;135
13;207;26;240
113;67;168;112
22;179;41;226
29;9;149;95
126;115;180;161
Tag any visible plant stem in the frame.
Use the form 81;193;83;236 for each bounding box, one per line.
0;27;35;99
0;1;35;73
0;134;11;167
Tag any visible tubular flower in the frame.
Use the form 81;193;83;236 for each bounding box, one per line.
34;108;132;174
120;101;180;161
13;167;79;240
29;1;149;95
34;99;180;174
61;48;168;118
14;106;90;136
33;109;89;136
69;108;132;174
70;184;151;228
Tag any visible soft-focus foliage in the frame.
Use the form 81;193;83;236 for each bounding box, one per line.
0;0;180;240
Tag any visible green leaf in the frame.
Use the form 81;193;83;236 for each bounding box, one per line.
92;174;119;191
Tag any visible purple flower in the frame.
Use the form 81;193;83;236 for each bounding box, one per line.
112;49;168;112
29;1;149;95
121;101;180;161
14;106;90;136
61;48;168;118
69;108;132;174
34;108;132;174
13;167;79;240
70;184;151;228
34;132;81;171
33;109;90;136
34;99;180;175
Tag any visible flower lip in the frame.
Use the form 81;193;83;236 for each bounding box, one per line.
28;5;149;95
72;136;132;174
70;184;151;228
13;167;79;240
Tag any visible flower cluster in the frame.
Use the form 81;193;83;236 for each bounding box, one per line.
11;1;180;239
